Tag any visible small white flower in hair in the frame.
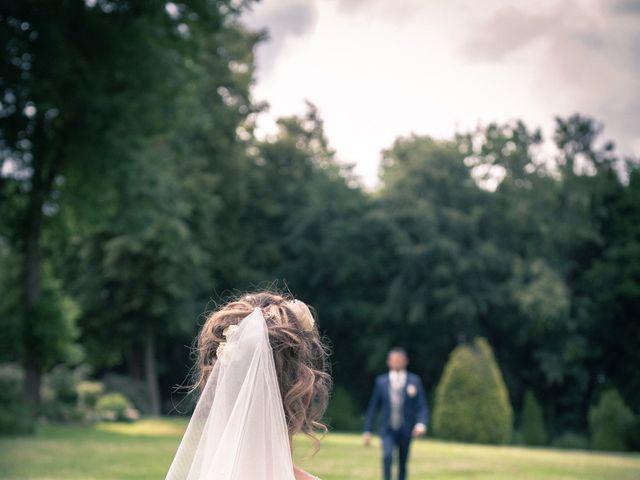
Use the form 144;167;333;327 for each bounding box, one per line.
286;299;315;331
216;340;235;364
217;324;240;362
223;324;239;339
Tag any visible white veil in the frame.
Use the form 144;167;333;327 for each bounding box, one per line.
165;307;296;480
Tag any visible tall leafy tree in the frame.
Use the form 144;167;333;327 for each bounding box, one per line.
0;0;255;409
58;6;261;415
375;135;503;390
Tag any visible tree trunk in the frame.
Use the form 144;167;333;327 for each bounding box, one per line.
22;163;44;407
144;325;162;416
21;113;59;408
127;343;145;380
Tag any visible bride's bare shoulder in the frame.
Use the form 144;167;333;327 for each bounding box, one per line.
294;473;320;479
294;466;321;480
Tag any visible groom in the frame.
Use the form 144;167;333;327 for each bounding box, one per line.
363;347;428;480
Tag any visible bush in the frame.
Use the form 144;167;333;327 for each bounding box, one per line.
325;385;362;431
629;415;640;451
589;389;635;451
102;373;150;414
78;381;104;409
0;364;36;434
40;365;86;422
510;429;524;445
552;432;590;450
96;393;139;422
521;390;547;446
77;381;104;421
432;337;513;444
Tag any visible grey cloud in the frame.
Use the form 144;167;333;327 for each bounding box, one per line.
461;2;640;157
335;0;424;21
461;6;559;61
242;1;318;74
335;0;368;12
611;0;640;14
572;31;604;50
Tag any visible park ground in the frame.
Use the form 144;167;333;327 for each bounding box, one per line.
1;418;640;479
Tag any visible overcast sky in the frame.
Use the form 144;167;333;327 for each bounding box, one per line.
241;0;640;187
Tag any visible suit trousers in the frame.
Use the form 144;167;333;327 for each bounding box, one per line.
382;427;412;480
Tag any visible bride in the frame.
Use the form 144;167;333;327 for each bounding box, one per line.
165;291;332;480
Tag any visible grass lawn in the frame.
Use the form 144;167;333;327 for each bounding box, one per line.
1;418;640;479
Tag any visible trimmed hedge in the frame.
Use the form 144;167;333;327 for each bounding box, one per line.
589;388;634;451
433;337;513;444
521;389;547;446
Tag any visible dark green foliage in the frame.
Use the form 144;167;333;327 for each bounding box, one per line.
581;169;640;412
629;416;640;451
0;0;258;412
40;365;86;423
0;0;638;444
26;268;82;371
0;364;35;434
552;432;590;450
521;390;547;446
326;386;363;432
589;389;635;451
77;381;104;411
0;242;22;363
433;338;513;444
101;374;150;415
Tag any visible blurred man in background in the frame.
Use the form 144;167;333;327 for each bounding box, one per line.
364;348;428;480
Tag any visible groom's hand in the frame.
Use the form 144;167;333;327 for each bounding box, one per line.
363;432;372;447
412;423;427;438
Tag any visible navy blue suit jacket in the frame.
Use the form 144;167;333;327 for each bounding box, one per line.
364;371;429;437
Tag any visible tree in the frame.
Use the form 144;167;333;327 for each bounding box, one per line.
58;8;261;415
433;337;513;444
582;166;640;412
0;0;176;406
0;0;258;411
375;135;502;390
243;103;391;398
589;389;635;451
521;390;547;446
456;116;634;435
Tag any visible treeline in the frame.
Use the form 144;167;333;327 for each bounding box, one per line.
1;1;639;447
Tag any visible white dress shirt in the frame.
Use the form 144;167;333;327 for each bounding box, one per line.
389;369;426;434
389;369;407;391
389;370;407;429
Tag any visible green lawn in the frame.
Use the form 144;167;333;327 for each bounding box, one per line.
1;418;640;479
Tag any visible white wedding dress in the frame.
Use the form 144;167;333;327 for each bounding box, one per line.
165;307;320;480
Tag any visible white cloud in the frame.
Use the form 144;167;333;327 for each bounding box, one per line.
242;0;639;187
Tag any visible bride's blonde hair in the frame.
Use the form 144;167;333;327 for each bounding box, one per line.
194;291;332;449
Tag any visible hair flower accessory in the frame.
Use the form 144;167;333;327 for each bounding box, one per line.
217;324;240;360
285;299;315;331
223;324;239;339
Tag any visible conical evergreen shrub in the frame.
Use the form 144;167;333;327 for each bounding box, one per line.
433;337;513;444
521;389;547;446
589;389;634;451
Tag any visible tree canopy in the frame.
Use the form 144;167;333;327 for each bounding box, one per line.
1;1;638;442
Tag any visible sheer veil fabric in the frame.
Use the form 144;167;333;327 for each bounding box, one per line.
165;307;297;480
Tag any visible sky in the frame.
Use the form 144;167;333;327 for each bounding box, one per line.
241;0;640;187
